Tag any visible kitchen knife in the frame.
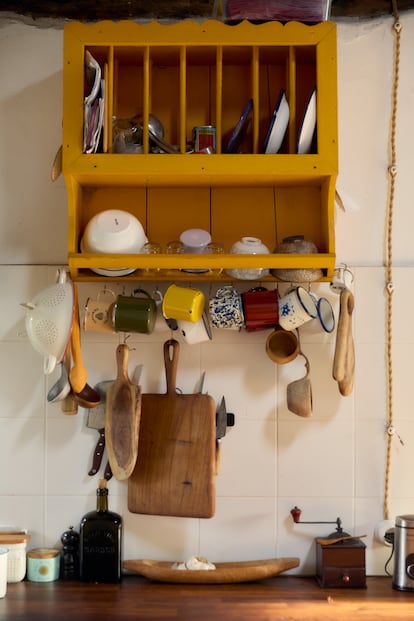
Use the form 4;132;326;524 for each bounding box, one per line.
87;381;113;479
215;396;235;475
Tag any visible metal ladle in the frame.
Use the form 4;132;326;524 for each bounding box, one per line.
132;114;179;154
47;362;70;403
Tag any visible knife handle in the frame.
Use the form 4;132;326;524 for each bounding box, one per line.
88;429;105;476
103;461;113;481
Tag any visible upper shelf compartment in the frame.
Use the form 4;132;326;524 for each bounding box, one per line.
63;20;337;173
62;20;337;281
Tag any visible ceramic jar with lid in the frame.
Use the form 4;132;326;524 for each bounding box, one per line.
27;548;60;582
225;237;270;280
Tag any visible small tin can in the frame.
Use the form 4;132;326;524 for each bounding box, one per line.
27;548;60;582
193;126;216;152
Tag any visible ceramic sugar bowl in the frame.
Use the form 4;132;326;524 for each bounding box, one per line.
225;237;270;280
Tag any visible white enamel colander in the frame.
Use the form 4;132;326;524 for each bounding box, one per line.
21;269;75;374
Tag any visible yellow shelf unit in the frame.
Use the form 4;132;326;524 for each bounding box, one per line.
62;19;338;281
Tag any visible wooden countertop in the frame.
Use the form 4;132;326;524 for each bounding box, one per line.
1;576;412;620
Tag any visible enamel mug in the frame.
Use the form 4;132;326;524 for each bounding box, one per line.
113;289;156;334
152;290;170;333
162;284;205;323
241;287;279;332
278;286;317;331
177;312;212;345
208;285;244;331
83;289;116;333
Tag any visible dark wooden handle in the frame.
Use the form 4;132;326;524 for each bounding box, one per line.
88;429;105;475
164;339;179;395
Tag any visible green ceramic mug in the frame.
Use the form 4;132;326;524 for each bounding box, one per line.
113;289;156;334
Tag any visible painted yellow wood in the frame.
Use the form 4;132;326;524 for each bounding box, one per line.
62;19;338;281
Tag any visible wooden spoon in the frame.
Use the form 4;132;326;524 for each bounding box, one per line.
316;534;367;546
68;285;100;408
69;285;88;393
332;288;351;382
338;291;355;396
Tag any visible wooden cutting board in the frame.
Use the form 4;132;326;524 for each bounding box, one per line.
105;344;141;481
128;339;216;518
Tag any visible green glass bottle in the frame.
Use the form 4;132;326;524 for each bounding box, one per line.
79;479;122;583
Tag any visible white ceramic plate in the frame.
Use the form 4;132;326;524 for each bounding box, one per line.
297;89;317;154
263;90;289;154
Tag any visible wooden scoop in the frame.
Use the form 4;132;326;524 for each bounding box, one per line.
69;285;88;394
316;534;367;546
105;344;141;480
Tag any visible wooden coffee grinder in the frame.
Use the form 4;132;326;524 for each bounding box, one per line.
290;506;366;588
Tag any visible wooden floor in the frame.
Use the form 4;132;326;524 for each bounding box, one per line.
1;576;414;620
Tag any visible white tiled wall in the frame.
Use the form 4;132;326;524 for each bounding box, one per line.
1;12;414;577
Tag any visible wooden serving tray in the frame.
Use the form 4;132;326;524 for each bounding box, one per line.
123;557;300;584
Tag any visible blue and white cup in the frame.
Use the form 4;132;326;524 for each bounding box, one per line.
208;285;244;331
278;286;317;331
309;293;335;333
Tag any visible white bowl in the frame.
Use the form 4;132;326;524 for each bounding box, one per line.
82;209;147;253
81;210;147;276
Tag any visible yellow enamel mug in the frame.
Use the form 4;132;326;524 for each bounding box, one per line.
162;284;205;323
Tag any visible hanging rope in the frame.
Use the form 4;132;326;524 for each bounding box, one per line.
383;0;402;521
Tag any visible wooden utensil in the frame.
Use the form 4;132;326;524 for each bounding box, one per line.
60;347;78;415
332;288;353;382
123;557;300;584
69;285;88;394
338;291;355;396
333;288;355;395
316;534;367;546
128;339;216;518
105;344;141;481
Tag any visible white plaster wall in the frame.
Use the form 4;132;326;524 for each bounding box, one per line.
0;12;413;578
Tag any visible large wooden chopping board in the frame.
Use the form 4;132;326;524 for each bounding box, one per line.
128;339;216;518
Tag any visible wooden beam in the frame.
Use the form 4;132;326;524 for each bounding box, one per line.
1;0;413;20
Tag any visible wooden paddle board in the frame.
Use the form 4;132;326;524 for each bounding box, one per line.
123;557;300;583
105;344;141;481
128;339;216;518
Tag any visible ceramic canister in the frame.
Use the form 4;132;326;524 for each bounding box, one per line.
27;548;60;582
